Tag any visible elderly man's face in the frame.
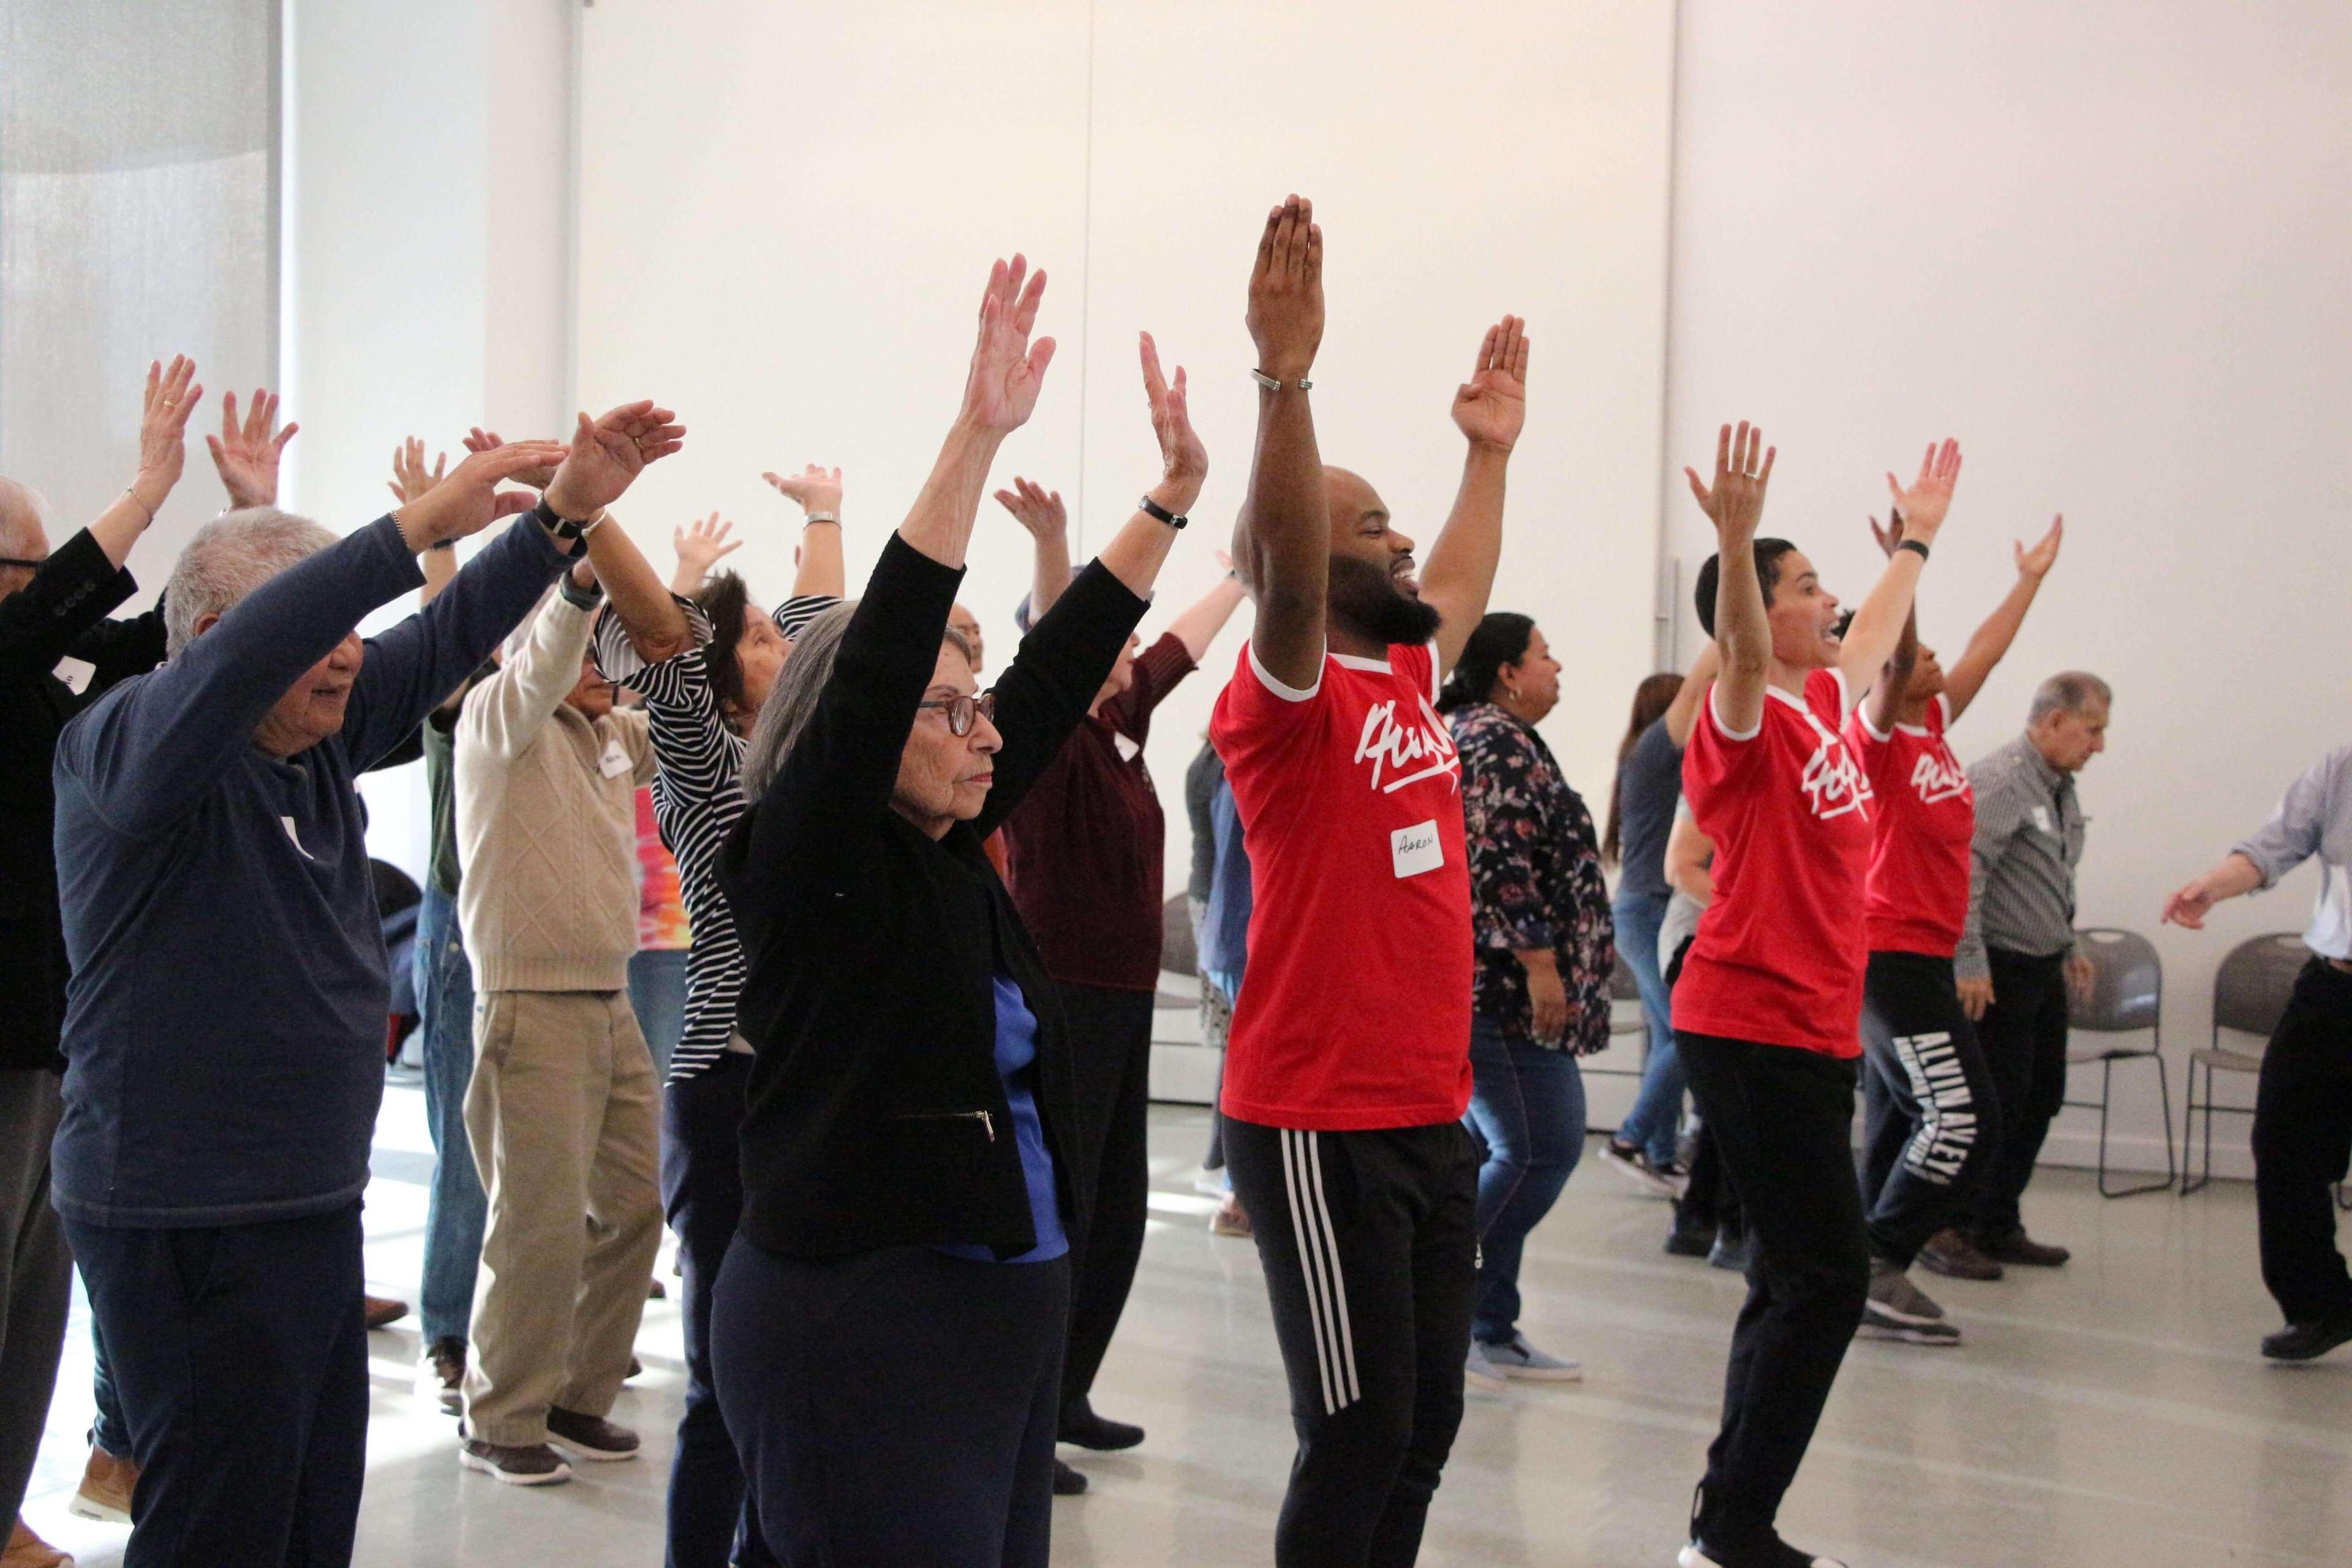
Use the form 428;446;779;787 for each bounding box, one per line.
0;510;48;603
251;633;364;758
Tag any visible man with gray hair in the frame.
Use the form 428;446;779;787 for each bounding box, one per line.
51;398;680;1565
1928;670;2111;1280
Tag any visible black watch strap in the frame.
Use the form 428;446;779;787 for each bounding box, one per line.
1139;494;1188;530
532;496;592;556
1896;538;1931;562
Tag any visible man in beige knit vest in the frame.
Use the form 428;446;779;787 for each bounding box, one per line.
453;415;697;1484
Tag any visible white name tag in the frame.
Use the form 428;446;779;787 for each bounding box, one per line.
281;816;313;859
2030;805;2055;835
599;739;633;779
1114;734;1142;763
1391;819;1443;880
52;655;95;695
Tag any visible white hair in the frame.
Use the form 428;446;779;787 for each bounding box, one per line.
2028;671;2113;725
164;508;339;657
0;476;47;560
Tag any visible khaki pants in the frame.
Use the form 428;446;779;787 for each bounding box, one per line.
463;989;662;1446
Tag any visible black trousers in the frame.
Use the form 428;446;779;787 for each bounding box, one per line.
711;1238;1068;1568
1859;951;2000;1265
64;1204;368;1568
1967;948;2071;1237
1224;1115;1478;1568
2253;958;2352;1325
1055;981;1156;1415
1675;1033;1869;1562
662;1055;775;1568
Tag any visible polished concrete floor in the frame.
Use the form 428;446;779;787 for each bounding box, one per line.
22;1089;2350;1567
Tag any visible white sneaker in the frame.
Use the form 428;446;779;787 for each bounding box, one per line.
1479;1332;1583;1382
1463;1340;1509;1390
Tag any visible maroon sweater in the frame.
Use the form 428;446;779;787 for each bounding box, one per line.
1001;632;1194;991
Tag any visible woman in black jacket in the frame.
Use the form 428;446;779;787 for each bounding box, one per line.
713;261;1205;1568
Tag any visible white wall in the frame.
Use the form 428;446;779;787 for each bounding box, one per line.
285;0;578;882
574;0;1679;901
1664;1;2352;1175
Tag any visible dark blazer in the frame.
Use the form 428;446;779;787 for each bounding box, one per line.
719;533;1147;1259
0;530;166;1071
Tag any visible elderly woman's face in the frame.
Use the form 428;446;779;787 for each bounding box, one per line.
892;642;1001;838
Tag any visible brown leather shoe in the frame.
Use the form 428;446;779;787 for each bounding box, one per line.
363;1293;410;1330
6;1517;74;1568
546;1406;639;1461
1917;1227;2004;1281
458;1437;572;1485
68;1441;137;1525
1978;1226;2070;1267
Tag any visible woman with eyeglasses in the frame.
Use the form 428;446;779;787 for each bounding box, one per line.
712;260;1203;1568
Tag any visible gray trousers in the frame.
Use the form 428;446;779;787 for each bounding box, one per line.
0;1069;72;1522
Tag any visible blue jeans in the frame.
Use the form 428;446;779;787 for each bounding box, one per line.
413;884;487;1346
628;946;688;1084
1611;889;1684;1164
1463;1014;1588;1343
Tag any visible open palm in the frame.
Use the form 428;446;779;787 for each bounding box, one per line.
960;255;1056;435
1450;316;1529;451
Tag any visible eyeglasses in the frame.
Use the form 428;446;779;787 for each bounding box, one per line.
916;691;997;737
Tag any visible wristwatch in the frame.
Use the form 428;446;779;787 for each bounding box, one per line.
1139;494;1188;530
532;495;601;554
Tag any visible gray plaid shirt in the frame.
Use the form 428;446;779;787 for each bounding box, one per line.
1956;733;2085;980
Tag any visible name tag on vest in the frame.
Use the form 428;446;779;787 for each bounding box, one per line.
1391;819;1442;880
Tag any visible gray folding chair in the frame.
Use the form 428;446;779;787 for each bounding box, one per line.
2182;933;2305;1194
2063;927;2176;1197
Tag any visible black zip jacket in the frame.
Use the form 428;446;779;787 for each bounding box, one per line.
719;532;1148;1259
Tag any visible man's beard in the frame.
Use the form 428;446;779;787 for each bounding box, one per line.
1328;554;1443;648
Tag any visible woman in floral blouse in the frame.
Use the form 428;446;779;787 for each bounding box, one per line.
1438;611;1616;1387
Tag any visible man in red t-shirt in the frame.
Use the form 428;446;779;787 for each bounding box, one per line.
1847;513;2065;1327
1670;426;1959;1568
1210;194;1525;1567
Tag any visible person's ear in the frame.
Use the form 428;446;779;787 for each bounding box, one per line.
192;611;222;641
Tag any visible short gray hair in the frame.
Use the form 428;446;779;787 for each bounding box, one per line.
740;606;978;804
0;476;47;560
165;507;338;657
2029;670;2112;724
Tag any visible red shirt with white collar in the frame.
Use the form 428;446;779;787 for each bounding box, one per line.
1845;692;1973;957
1209;640;1474;1130
1673;668;1874;1058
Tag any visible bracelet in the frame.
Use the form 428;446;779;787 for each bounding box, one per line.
1896;538;1931;562
123;488;156;523
1250;369;1313;393
575;509;608;538
803;510;840;526
1139;494;1188;530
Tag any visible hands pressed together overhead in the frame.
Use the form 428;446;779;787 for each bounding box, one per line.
1247;194;1324;384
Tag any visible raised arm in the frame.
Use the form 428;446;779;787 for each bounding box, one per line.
764;464;848;600
1863;512;1920;737
1942;514;2062;720
1838;440;1958;706
540;402;692;662
459;562;601;761
1164;556;1249;663
1684;422;1777;736
88;356;202;570
388;439;456;606
1422;316;1528;676
206;385;299;511
900;255;1055;570
669;513;740;595
1662;640;1721;748
992;477;1072;620
1231;195;1327;691
1093;331;1207;601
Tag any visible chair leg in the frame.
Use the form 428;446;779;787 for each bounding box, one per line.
2097;1054;2174;1199
2182;1059;2211;1197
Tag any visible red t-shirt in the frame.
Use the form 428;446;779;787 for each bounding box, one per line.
1209;641;1474;1130
1847;693;1974;957
1673;668;1874;1057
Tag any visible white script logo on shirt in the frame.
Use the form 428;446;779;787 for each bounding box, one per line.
1798;715;1872;821
1354;697;1460;795
1909;747;1970;805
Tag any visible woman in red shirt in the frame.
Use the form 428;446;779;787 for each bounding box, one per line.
1671;424;1961;1568
1845;514;2064;1340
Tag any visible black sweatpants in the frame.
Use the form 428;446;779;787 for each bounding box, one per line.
1675;1032;1870;1563
710;1238;1069;1568
1859;951;2000;1266
64;1204;368;1568
1224;1115;1479;1568
1055;981;1156;1417
2253;957;2352;1325
1967;948;2072;1237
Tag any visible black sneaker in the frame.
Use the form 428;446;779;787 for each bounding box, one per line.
1664;1200;1716;1258
1708;1224;1752;1272
545;1406;640;1461
1858;1298;1963;1346
459;1437;572;1486
2261;1311;2352;1362
1052;1458;1088;1495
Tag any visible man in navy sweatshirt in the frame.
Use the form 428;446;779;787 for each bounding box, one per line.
51;401;680;1566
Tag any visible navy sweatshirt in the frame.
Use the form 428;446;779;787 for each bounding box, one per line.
51;513;572;1228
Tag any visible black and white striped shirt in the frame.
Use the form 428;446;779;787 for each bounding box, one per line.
594;592;839;1081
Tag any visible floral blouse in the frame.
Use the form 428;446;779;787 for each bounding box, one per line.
1449;702;1616;1054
